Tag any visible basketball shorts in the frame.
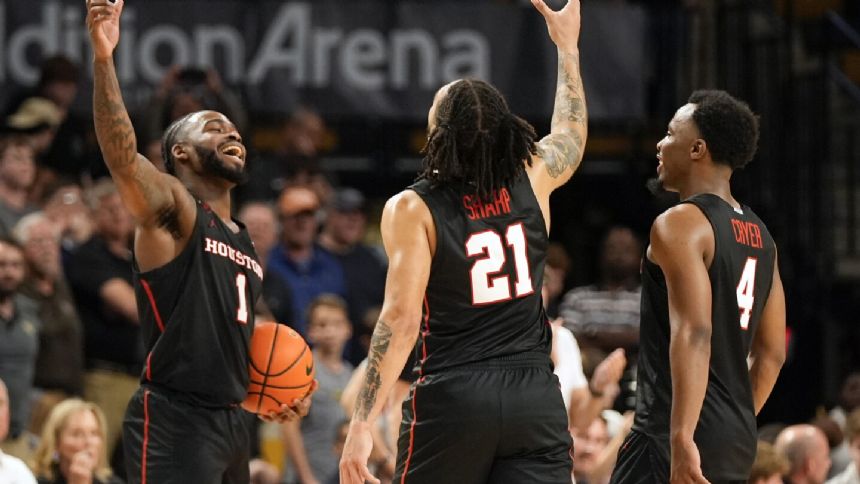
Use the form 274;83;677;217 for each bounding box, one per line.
123;384;253;484
610;430;748;484
393;353;572;484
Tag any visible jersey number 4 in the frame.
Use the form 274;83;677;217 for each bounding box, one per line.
736;257;757;330
466;223;534;305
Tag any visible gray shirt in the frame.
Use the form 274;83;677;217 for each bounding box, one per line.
0;295;41;437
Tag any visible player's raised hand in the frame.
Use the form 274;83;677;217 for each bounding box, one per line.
340;422;380;484
531;0;582;53
86;0;124;60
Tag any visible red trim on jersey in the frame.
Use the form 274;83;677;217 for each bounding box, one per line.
145;353;152;381
142;389;151;484
400;375;425;483
419;296;430;376
139;279;165;333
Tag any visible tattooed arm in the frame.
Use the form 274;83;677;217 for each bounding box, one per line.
528;0;588;224
87;0;193;241
340;190;432;484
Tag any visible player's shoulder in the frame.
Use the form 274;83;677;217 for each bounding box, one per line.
384;189;429;217
651;203;712;249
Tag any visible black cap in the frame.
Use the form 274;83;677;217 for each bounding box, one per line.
332;188;365;212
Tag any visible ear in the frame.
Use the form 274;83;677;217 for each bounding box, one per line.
690;138;707;161
171;143;191;165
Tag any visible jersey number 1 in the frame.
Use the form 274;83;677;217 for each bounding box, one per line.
466;223;534;305
236;273;249;325
736;257;757;330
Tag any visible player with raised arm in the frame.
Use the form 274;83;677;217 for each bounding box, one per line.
339;1;586;483
85;1;313;482
609;91;786;484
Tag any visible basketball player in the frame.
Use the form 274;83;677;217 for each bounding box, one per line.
609;91;786;483
85;1;313;483
339;1;586;483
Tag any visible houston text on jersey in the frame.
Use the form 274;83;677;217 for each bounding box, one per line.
204;237;264;279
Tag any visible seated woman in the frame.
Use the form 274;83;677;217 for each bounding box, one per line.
30;399;120;484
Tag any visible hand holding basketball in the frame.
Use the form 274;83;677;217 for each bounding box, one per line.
242;322;317;420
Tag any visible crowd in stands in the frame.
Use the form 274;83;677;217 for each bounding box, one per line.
0;54;858;484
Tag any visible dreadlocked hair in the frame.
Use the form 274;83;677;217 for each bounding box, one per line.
419;79;537;200
161;112;196;176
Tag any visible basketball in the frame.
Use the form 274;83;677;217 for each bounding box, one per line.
242;321;315;415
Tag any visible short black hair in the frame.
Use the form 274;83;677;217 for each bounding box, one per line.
161;113;196;176
419;79;536;200
688;90;759;169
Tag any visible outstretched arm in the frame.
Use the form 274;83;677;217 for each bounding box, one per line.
339;191;431;484
529;0;588;196
749;254;786;414
87;0;185;228
651;205;714;484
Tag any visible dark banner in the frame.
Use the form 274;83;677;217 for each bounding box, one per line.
0;1;646;121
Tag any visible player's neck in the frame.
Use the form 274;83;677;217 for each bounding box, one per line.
186;179;234;222
679;178;736;208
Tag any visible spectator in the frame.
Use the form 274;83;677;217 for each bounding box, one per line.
0;135;37;237
265;187;346;336
570;411;634;484
64;179;142;462
544;242;571;319
559;226;642;411
3;97;62;157
13;212;85;434
283;295;354;484
0;377;37;484
827;408;860;484
239;107;330;204
238;202;279;268
559;225;642;352
812;415;853;478
749;440;790;484
31;398;120;484
318;187;386;365
549;320;626;433
775;424;832;484
0;237;41;462
39;179;93;251
831;372;860;430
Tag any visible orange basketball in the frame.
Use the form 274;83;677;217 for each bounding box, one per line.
242;321;315;415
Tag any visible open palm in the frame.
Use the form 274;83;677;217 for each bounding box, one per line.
86;0;124;60
531;0;582;52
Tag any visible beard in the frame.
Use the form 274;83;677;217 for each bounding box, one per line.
197;145;249;185
646;177;680;205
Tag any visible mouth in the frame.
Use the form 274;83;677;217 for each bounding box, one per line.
219;143;246;163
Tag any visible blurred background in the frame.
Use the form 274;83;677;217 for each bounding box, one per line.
0;0;858;482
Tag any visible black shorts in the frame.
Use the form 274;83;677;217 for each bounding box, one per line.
393;354;571;484
610;430;748;484
122;385;253;484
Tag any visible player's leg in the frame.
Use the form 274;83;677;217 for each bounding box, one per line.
608;430;668;484
220;410;254;484
490;365;572;483
123;387;240;483
393;371;499;484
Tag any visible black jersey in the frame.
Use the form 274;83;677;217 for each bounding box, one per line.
133;200;264;407
409;176;551;375
634;193;776;480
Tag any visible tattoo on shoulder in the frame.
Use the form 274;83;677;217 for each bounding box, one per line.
354;320;393;421
538;131;583;178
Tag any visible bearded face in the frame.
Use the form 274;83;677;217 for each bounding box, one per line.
196;144;249;185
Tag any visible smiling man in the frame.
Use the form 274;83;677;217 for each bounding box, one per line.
85;1;313;483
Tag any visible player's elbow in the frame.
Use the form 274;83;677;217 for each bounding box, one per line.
378;307;423;340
